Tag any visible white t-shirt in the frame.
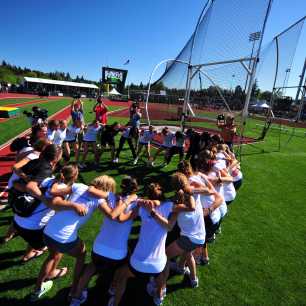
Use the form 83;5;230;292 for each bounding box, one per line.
14;178;63;230
139;130;155;144
83;125;102;142
208;171;227;218
189;174;221;224
7;151;40;189
53;128;67;146
177;197;206;245
163;132;175;148
130;201;173;273
230;166;243;182
65;125;81;142
93;193;137;260
44;183;102;243
47;129;56;142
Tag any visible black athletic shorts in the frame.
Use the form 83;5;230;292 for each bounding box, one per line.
128;262;164;280
176;235;203;252
13;220;45;250
43;233;80;253
91;251;127;273
101;135;115;147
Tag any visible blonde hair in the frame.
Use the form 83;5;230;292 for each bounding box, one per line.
171;172;193;207
177;160;193;177
171;172;190;192
90;175;116;193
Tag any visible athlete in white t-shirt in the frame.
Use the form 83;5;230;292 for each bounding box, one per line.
152;127;175;166
63;120;83;164
32;172;111;302
79;120;102;169
110;182;173;306
69;178;139;306
53;120;67;147
133;125;157;165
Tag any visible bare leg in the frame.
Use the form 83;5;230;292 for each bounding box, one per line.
92;143;99;163
113;266;135;306
81;142;89;163
67;240;86;296
72;262;96;298
63;142;70;165
185;252;197;281
155;263;169;299
74;143;80;163
3;223;17;243
35;248;63;291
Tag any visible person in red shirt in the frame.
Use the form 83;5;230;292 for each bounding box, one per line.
93;96;108;125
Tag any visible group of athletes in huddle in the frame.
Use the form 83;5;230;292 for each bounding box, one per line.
3;96;242;306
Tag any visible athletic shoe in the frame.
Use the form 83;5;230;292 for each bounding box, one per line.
147;280;167;298
200;257;210;266
189;276;199;288
69;289;88;306
153;296;164;306
169;261;188;275
216;226;222;235
29;280;53;301
133;157;138;165
108;286;115;296
78;163;85;169
112;158;119;163
107;296;115;306
146;282;166;306
206;233;216;243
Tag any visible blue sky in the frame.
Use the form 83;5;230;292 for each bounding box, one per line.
0;0;305;90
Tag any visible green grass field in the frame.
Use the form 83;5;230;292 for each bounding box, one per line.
0;100;305;306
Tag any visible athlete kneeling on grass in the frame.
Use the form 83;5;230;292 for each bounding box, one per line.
70;176;138;306
30;172;113;301
109;182;173;306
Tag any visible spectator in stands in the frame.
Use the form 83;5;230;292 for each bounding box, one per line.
93;96;108;125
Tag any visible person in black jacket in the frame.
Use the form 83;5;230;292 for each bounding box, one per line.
185;129;201;169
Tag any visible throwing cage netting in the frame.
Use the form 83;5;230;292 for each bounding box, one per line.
143;0;273;153
252;16;306;151
143;0;305;156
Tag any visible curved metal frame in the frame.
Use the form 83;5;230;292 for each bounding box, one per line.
144;59;189;125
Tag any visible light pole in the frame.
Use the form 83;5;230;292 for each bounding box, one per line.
244;31;261;93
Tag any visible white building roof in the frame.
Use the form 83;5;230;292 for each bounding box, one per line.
23;77;98;89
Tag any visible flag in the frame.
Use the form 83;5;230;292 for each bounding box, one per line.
123;59;130;65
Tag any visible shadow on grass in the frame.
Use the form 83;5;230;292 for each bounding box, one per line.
0;277;36;293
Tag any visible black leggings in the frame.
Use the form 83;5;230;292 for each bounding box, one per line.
115;136;136;159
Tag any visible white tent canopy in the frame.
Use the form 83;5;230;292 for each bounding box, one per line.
23;77;98;89
258;102;270;108
109;88;121;95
